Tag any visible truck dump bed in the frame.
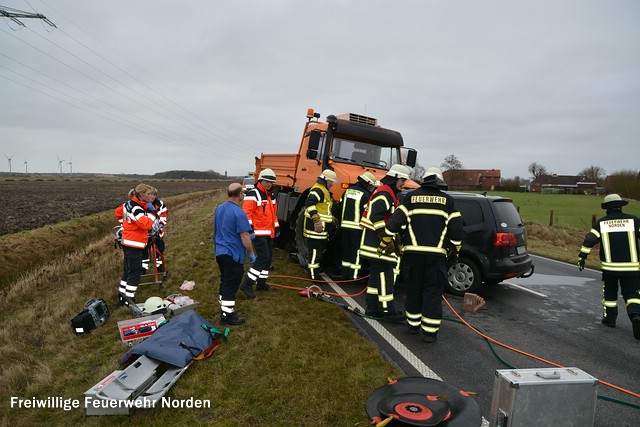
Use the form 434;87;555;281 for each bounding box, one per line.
256;153;299;188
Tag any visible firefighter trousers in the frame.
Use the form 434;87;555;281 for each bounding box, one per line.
245;236;273;286
402;253;448;335
341;228;363;279
601;271;640;321
366;259;398;313
216;254;243;314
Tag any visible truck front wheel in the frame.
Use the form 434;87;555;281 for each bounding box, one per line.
294;210;309;267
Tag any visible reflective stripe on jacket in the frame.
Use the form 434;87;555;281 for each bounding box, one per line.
384;186;463;256
340;182;371;230
243;182;279;238
580;212;640;273
119;196;155;248
303;183;333;239
359;185;399;262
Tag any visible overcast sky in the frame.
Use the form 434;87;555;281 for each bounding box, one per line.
1;0;639;179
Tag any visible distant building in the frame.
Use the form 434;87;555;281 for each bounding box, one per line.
529;174;597;194
442;169;501;191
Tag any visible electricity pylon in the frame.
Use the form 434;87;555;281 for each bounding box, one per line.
0;5;56;28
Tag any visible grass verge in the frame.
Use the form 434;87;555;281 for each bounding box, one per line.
0;190;400;426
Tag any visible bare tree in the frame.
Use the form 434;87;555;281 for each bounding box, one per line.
528;162;548;179
409;163;425;182
441;154;463;171
578;165;606;185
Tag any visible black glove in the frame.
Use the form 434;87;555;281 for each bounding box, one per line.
445;244;461;268
577;255;586;271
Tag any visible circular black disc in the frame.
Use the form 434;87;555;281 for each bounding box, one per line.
377;393;451;426
365;377;482;427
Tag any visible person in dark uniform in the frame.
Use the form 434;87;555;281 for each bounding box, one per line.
378;167;463;343
578;193;640;339
339;171;377;280
359;164;411;321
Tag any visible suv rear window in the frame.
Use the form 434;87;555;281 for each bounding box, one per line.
491;200;522;228
455;200;484;226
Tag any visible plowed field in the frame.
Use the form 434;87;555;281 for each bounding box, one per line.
0;178;229;235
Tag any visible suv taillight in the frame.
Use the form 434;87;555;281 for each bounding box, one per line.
494;232;516;247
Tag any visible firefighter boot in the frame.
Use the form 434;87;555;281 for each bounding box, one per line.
632;315;640;340
602;307;617;328
239;277;256;299
220;310;245;326
256;278;272;291
422;332;438;344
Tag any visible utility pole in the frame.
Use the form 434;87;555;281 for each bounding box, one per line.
0;5;56;27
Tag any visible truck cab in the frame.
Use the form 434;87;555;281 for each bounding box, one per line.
255;109;417;259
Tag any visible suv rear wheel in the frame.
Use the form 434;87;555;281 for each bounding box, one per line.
447;256;481;296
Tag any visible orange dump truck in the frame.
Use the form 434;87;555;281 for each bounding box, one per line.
255;109;417;257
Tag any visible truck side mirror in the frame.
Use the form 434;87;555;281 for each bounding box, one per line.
306;149;318;159
308;131;321;150
405;149;417;167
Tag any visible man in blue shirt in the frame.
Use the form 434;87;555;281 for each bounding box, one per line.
214;183;256;325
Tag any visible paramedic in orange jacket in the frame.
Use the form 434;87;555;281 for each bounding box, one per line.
116;183;162;306
240;168;279;297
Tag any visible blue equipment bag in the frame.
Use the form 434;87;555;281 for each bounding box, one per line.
120;310;228;368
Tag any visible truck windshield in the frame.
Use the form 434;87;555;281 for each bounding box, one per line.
330;137;398;170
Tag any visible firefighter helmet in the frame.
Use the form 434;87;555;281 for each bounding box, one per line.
601;193;628;209
258;168;277;182
142;296;167;314
422;166;444;182
359;171;377;185
386;164;410;179
320;169;338;182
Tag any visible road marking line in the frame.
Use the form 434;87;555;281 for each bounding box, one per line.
503;281;548;297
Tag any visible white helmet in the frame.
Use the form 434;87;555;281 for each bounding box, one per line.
320;169;338;182
601;193;628;209
386;164;410;179
359;171;377;185
258;168;277;182
142;296;167;314
422;166;444;181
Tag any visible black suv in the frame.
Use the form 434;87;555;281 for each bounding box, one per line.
446;192;534;295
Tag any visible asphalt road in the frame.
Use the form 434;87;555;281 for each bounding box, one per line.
324;254;640;427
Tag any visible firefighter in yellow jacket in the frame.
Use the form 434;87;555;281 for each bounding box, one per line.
359;164;411;321
578;193;640;339
303;169;338;280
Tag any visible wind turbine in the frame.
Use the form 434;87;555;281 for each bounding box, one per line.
24;157;28;173
57;156;64;175
4;154;14;173
67;156;73;174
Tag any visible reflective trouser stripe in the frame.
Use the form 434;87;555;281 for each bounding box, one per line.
407;312;421;328
247;267;259;281
219;295;236;314
308;248;320;280
422;317;442;334
125;283;137;298
627;298;640;307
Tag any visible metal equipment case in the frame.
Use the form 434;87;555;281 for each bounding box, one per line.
489;367;598;427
